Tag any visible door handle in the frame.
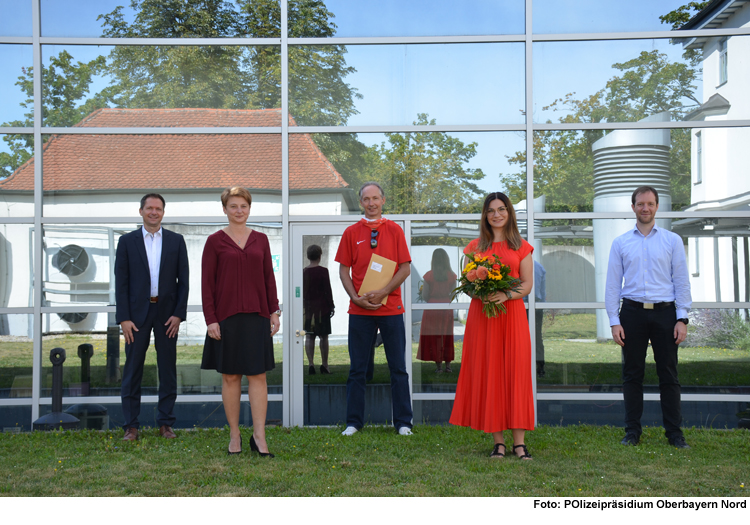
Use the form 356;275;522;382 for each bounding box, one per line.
296;329;306;336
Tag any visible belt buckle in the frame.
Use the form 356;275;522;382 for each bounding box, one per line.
643;302;654;310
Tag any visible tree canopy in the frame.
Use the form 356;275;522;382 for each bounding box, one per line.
500;49;700;213
356;114;486;215
1;51;107;177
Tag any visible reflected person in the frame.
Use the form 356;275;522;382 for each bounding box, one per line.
417;248;457;373
304;244;335;375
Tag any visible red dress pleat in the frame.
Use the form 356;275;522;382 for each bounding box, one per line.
449;240;535;433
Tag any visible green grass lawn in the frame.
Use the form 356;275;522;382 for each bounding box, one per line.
1;424;748;497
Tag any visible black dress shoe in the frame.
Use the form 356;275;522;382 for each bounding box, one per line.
309;365;316;375
250;435;275;458
620;433;639;446
669;436;690;449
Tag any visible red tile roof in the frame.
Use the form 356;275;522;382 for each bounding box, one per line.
0;108;348;193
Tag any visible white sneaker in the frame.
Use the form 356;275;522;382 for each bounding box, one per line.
398;427;413;436
341;426;358;436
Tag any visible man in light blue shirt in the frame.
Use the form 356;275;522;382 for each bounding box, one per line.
605;186;691;449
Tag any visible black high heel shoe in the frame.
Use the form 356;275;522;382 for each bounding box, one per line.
249;435;275;458
227;435;242;455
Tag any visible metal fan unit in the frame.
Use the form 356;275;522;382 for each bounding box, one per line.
52;244;89;277
58;312;89;324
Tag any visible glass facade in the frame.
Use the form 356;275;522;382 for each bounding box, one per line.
1;0;749;430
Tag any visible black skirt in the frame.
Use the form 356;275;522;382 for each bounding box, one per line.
201;313;275;376
303;310;332;336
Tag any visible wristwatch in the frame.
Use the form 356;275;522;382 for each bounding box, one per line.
273;309;281;316
677;318;689;325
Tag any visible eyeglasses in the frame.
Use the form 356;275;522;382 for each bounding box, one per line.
487;206;508;215
370;230;379;249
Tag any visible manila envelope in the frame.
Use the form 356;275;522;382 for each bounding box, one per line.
357;253;397;305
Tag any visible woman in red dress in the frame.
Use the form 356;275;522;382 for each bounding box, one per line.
417;248;457;372
449;192;535;460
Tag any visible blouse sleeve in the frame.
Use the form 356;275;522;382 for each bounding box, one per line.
262;234;280;314
517;239;534;260
201;234;219;326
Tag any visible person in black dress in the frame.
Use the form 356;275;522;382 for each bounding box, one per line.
303;244;335;375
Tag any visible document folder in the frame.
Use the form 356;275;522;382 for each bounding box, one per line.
357;253;397;305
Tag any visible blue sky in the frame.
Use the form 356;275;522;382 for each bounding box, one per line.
1;0;697;192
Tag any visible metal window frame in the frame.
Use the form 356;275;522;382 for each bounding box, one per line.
3;0;750;426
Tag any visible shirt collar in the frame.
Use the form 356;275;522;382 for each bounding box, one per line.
631;222;659;237
142;225;163;238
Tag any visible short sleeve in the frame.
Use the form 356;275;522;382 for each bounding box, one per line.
335;225;354;267
463;238;480;255
517;239;534;260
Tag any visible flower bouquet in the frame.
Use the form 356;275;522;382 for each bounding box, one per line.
451;252;522;317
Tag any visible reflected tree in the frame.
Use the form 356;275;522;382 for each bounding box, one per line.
0;51;108;177
358;114;485;215
501;49;701;212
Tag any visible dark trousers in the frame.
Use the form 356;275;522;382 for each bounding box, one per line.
121;303;178;429
620;301;683;440
347;314;413;430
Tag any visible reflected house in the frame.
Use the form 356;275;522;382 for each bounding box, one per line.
675;1;750;305
0;108;356;337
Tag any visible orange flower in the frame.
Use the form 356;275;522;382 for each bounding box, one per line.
467;269;478;282
476;266;489;280
492;264;500;270
487;256;496;264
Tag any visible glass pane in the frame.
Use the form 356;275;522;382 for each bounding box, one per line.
0;0;32;37
533;39;714;124
290;132;526;216
39;315;284;400
310;0;524;37
537;399;745;428
537;216;750;313
538;308;750;394
41;45;282;127
37;134;281;216
533;0;691;34
0;314;34;400
290;43;525;127
0;224;34;307
41;0;279;38
0;45;34;127
514;127;750;212
0;405;31;431
301;234;349;425
39;221;283;309
411;223;484;394
36;400;283;430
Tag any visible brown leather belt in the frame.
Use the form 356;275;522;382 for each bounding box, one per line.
623;298;673;310
150;296;159;303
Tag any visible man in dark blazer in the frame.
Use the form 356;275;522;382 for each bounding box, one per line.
116;193;189;441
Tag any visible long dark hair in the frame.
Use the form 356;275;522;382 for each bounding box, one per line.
430;248;452;282
478;192;522;252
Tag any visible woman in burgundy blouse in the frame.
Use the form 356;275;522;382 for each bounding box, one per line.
201;187;280;457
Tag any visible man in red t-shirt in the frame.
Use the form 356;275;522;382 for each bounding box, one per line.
335;182;414;436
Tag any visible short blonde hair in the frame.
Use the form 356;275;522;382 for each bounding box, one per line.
221;186;252;207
